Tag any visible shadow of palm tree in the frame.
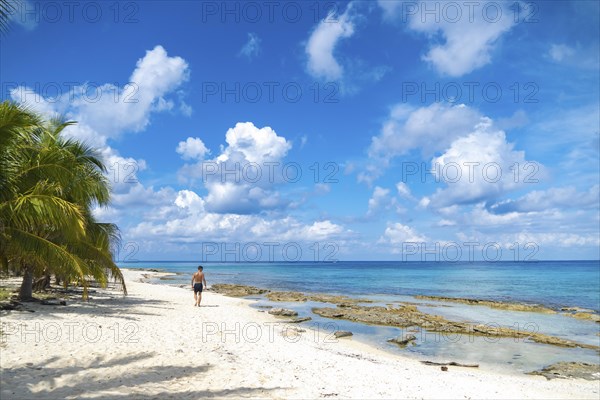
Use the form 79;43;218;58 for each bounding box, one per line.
3;295;173;321
1;353;285;399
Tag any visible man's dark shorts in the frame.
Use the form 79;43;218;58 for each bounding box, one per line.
194;283;203;294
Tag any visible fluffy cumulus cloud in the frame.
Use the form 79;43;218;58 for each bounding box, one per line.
129;188;350;249
74;45;190;138
378;222;428;253
360;103;482;185
368;186;390;209
9;45;191;224
176;137;210;160
370;103;482;159
367;186;394;216
111;184;175;208
424;118;538;208
380;1;515;76
178;122;293;214
363;102;543;211
10;45;190;143
7;43;352;256
10;45;189;151
218;122;291;163
305;3;355;80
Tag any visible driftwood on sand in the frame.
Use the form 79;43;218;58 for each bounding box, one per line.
421;361;479;368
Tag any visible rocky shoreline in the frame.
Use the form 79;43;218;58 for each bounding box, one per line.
211;284;373;305
527;362;600;381
211;283;600;351
415;295;600;323
312;304;599;350
414;295;558;313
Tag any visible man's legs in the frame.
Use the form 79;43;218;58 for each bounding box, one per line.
197;292;202;306
194;291;198;306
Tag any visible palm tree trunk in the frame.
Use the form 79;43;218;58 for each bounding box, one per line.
18;263;34;301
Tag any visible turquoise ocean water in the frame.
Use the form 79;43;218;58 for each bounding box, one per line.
120;260;600;372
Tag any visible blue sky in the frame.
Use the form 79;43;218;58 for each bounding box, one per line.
2;0;599;261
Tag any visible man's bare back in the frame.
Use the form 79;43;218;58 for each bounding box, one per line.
192;271;205;284
191;266;207;306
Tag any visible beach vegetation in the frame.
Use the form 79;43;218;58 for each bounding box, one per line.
0;101;126;300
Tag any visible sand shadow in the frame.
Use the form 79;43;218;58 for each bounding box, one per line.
1;353;284;399
1;294;173;322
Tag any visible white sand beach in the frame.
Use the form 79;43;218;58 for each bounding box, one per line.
1;269;598;399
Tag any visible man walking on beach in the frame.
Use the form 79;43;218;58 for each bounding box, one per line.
192;266;207;306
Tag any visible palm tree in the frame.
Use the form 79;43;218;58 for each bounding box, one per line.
0;101;126;300
0;0;15;36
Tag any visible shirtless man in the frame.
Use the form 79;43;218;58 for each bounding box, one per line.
191;266;207;306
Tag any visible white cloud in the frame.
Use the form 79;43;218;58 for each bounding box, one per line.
396;182;414;200
437;219;456;227
376;0;401;20
302;220;344;240
180;101;193;117
361;103;482;185
8;48;198;257
547;43;599;69
13;46;190;144
465;203;523;226
202;182;286;215
363;103;541;210
300;135;308;149
219;122;291;163
426;118;539;208
91;206;121;222
239;33;261;60
9;86;71;119
367;186;394;216
9;45;193;223
504;232;600;248
549;44;575;62
174;190;205;212
111;184;174;207
378;222;428;250
73;45;190;138
490;185;600;214
176;137;210;160
370;103;481;159
178;122;293;214
8;46;196;233
459;228;600;250
417;197;430;209
305;3;355;80
401;1;515;76
129;189;350;246
10;45;190;162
